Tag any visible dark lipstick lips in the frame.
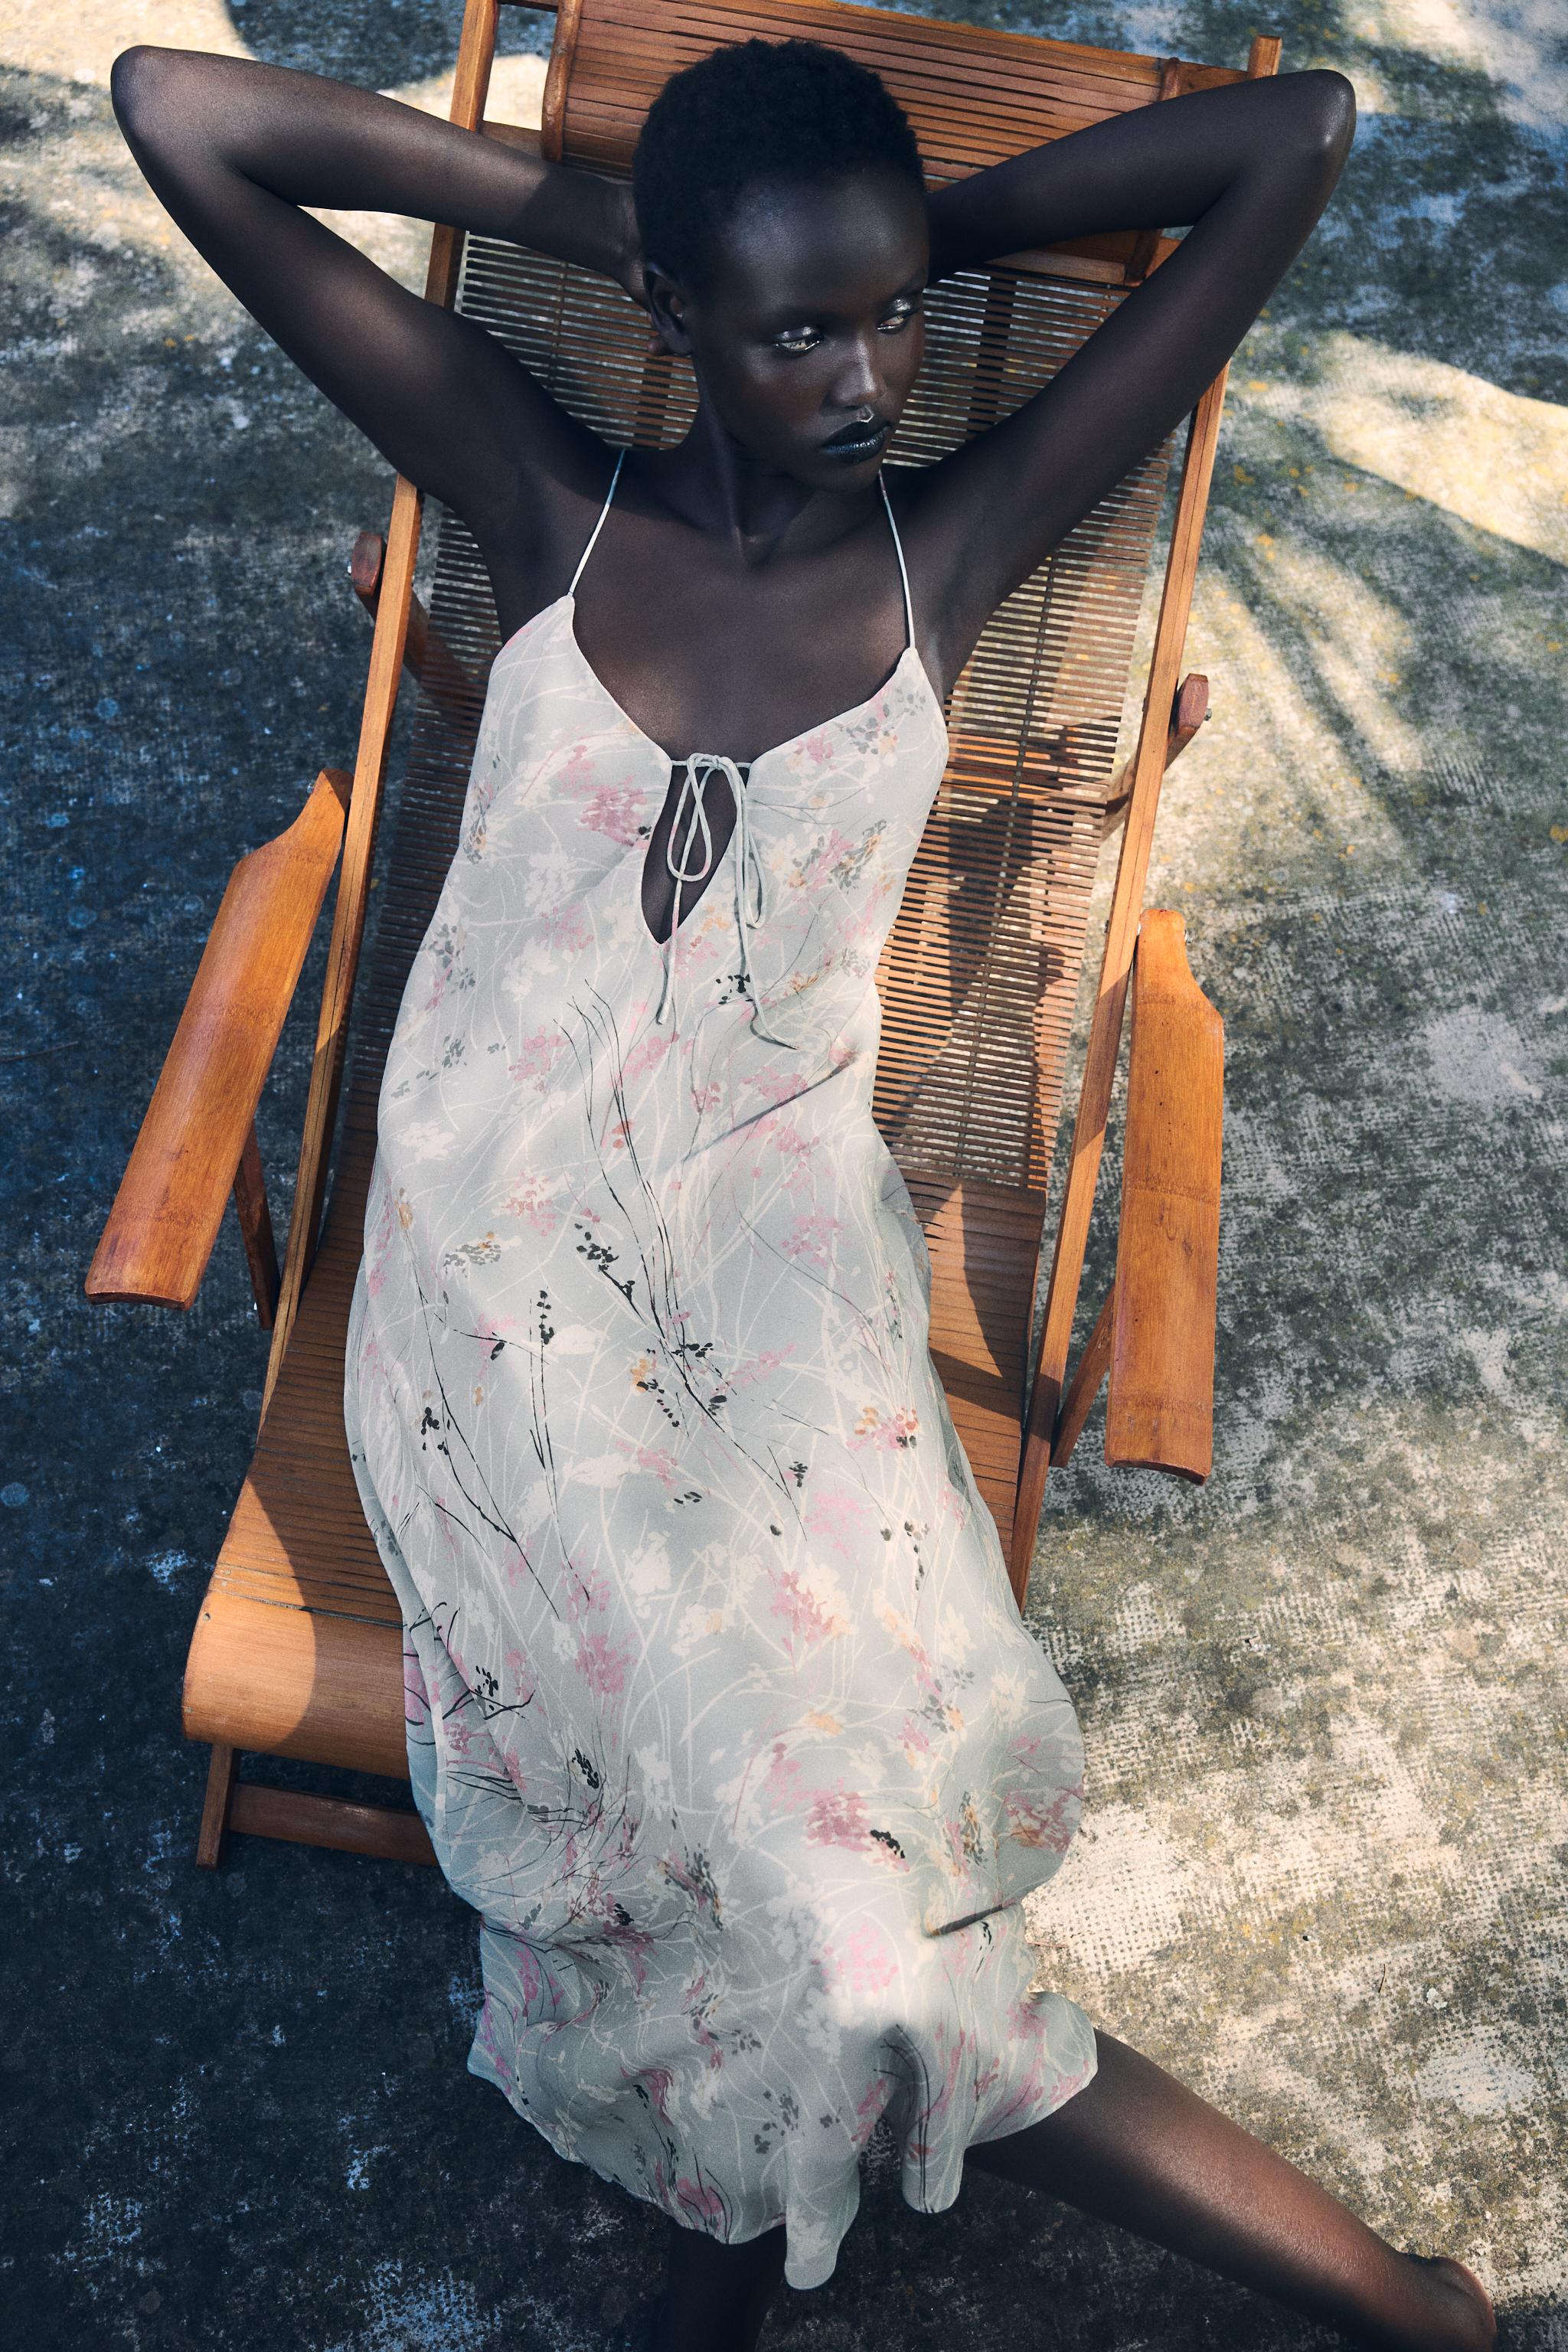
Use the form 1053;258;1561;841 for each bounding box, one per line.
821;419;891;459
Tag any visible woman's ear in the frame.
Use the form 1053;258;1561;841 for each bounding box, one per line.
642;262;693;359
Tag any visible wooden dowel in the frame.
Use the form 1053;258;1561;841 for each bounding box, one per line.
1102;671;1209;838
231;1122;280;1328
194;1741;237;1869
227;1783;437;1867
1051;1285;1116;1466
349;531;475;718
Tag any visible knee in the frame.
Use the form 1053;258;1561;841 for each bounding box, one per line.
1282;67;1357;179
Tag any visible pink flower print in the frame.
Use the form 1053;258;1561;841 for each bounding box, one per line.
364;1186;399;1298
606;1118;632;1152
621;1030;673;1083
769;1566;846;1651
899;1711;933;1762
1001;1781;1081;1853
759;1740;808;1815
802;1491;871;1560
618;1440;681;1493
803;731;835;767
632;2065;675;2122
805;1783;871;1851
851;1403;920;1452
508;1027;565;1093
564;1563;610;1625
839;1921;897;1997
769;1122;816;1193
502;1171;560;1235
541;900;592;955
675;2175;727;2222
851;2073;893;2151
784;1211;841;1271
746;1066;808;1107
681;1971;724;2072
689;1080;723;1115
580;783;644;845
573;1619;630;1700
790;828;856;891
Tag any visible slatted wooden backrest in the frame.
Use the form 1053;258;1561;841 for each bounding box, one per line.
305;0;1257;1589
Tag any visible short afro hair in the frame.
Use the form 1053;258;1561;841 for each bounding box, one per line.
632;38;926;288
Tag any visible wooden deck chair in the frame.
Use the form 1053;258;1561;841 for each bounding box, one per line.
87;0;1264;1869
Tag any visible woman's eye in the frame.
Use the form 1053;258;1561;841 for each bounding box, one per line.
880;301;920;335
773;328;822;356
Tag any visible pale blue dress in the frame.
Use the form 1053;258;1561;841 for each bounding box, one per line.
344;456;1096;2289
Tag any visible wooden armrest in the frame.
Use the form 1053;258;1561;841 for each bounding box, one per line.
1105;910;1223;1480
85;769;351;1312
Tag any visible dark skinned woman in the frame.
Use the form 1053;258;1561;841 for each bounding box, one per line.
111;34;1491;2352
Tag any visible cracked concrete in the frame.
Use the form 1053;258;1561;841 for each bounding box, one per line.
2;2;1564;2347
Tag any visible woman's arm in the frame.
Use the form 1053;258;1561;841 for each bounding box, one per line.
111;47;636;524
908;69;1355;683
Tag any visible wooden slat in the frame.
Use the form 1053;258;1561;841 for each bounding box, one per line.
552;0;1249;197
229;1783;436;1866
905;1174;1050;1555
85;769;350;1312
1051;1283;1115;1468
184;1581;410;1779
1105;912;1222;1479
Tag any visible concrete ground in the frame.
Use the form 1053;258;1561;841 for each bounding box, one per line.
2;1;1564;2347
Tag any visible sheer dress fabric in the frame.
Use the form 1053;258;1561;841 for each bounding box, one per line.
343;469;1096;2288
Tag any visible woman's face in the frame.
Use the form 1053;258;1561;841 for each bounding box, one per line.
648;168;929;488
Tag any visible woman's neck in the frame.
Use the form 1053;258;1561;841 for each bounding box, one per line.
644;403;877;568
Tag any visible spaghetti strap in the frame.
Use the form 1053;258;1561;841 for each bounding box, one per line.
568;447;626;596
879;474;915;652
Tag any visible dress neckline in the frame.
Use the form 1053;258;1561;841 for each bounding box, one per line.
492;593;946;775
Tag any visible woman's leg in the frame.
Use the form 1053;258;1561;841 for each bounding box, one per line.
646;2216;788;2352
966;2032;1494;2352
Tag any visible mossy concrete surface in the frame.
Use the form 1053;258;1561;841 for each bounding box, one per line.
2;3;1563;2347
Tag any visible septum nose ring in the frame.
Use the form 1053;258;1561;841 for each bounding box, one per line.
854;407;875;424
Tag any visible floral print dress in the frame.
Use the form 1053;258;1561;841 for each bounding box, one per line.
343;461;1096;2290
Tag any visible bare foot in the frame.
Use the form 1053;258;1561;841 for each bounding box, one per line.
1406;2253;1496;2352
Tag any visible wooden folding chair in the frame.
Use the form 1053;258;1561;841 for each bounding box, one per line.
87;0;1263;1867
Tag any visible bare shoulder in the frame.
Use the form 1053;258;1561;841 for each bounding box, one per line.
464;421;625;637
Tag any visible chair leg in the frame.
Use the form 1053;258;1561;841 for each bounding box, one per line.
195;1740;238;1867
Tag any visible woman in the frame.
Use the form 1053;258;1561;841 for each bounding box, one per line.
112;30;1490;2352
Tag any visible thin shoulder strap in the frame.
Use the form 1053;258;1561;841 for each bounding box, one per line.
568;447;626;596
878;473;915;652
